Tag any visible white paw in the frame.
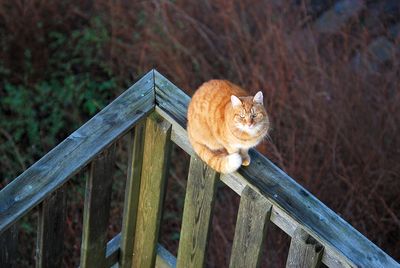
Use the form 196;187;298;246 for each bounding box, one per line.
224;153;242;173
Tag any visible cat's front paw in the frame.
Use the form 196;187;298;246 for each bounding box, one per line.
242;156;251;166
224;153;242;173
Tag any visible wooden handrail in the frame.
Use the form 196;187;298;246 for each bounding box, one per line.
0;69;398;268
0;71;154;233
153;70;399;268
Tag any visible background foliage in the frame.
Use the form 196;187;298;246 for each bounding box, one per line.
0;0;399;267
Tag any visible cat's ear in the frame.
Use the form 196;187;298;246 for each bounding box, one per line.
231;95;242;107
253;91;263;104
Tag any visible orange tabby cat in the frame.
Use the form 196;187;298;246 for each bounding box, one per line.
187;80;270;173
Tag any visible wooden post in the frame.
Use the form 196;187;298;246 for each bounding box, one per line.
36;187;67;268
286;227;324;268
120;123;145;268
176;155;219;268
0;224;18;267
80;145;116;268
132;113;172;268
229;186;272;268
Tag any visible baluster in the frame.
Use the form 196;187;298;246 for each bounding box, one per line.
0;224;18;267
119;122;145;268
286;227;324;268
176;155;219;268
80;144;116;268
36;187;67;268
132;113;172;268
229;186;272;268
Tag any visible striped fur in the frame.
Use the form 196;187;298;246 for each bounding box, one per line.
187;80;269;173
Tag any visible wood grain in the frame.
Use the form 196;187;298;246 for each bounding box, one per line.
229;186;272;268
36;187;67;268
0;69;397;268
120;123;146;268
0;224;18;267
156;244;177;268
80;145;116;268
177;155;219;268
132;113;172;268
286;227;324;268
104;233;177;268
0;70;155;234
154;70;400;268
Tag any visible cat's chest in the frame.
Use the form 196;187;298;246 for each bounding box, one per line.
231;139;259;150
227;130;264;149
232;143;250;150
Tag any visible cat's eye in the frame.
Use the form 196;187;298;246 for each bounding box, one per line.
251;114;256;119
239;114;245;118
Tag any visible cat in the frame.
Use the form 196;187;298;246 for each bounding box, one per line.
187;79;270;174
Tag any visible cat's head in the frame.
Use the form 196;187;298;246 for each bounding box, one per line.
230;91;269;134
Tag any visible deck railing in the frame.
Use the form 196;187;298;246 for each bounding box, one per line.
0;70;398;268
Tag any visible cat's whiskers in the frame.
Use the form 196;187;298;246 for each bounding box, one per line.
187;79;270;173
263;132;272;142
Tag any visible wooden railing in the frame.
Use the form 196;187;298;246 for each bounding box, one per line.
0;70;398;268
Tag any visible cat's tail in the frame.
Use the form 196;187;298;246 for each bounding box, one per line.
191;141;242;174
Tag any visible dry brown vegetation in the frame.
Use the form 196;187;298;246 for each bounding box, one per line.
1;0;399;267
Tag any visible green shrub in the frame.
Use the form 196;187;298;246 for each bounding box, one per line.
0;16;116;182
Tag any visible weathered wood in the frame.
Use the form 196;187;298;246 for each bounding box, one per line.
229;186;272;268
156;107;247;196
36;187;67;268
0;69;397;268
120;123;146;268
0;224;18;267
156;244;177;268
105;236;178;268
286;227;324;268
0;70;155;234
105;233;121;268
104;233;178;268
80;145;116;268
132;113;172;268
176;155;219;268
156;99;347;268
154;72;190;129
154;70;400;268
